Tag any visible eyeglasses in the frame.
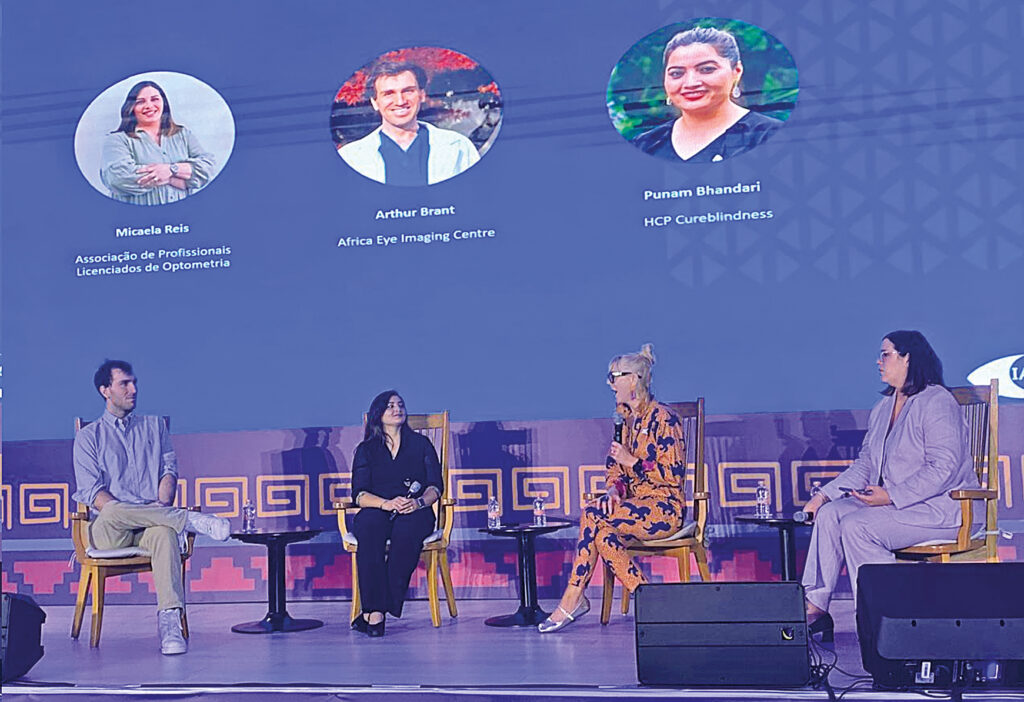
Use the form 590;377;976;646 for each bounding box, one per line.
607;371;633;383
878;350;902;362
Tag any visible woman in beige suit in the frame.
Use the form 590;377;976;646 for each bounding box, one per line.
800;330;978;641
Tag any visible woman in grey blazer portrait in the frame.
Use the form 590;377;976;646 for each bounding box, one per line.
799;330;978;641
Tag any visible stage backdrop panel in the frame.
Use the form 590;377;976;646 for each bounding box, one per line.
3;406;1021;605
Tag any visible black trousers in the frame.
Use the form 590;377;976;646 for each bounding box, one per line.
352;507;435;617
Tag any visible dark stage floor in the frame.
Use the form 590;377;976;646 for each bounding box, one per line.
6;598;1023;701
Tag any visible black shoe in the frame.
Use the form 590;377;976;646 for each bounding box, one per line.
808;612;834;643
367;618;385;637
351;615;368;633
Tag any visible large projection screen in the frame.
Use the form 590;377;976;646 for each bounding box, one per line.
3;0;1020;441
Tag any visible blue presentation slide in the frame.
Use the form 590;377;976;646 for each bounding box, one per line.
2;0;1020;440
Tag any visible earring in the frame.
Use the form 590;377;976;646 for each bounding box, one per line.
665;95;672;106
731;84;741;99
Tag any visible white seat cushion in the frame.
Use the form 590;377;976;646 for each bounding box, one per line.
908;539;956;548
86;546;151;559
630;521;698;547
343;528;445;548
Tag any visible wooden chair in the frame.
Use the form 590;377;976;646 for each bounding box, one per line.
598;398;711;624
334;411;458;627
895;379;1000;563
70;416;195;647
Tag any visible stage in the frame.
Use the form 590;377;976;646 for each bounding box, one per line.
6;597;1023;701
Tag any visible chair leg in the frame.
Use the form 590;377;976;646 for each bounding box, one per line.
180;558;190;639
439;551;458;618
621;585;630;615
427;552;442;628
71;566;92;639
678;550;691;583
600;561;614;625
694;546;711;581
349;554;361;624
90;570;107;648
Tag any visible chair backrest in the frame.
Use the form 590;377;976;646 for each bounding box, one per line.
667;399;707;535
948;380;999;498
361;411;451;530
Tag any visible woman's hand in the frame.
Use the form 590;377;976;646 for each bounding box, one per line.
803;492;828;517
852;486;892;507
382;496;417;514
136;163;173;188
601;491;622;516
609;441;638;467
591;485;622;516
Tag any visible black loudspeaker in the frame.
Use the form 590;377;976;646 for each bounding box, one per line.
857;563;1024;690
1;592;46;683
635;582;810;686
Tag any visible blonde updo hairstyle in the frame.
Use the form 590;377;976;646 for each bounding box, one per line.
609;343;656;400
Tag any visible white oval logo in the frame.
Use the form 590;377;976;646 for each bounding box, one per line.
967;355;1024;399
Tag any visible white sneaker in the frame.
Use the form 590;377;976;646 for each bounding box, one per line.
186;511;231;541
158;608;187;655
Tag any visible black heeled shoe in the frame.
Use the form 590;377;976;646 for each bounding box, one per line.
351;615;368;633
807;612;834;643
366;617;385;637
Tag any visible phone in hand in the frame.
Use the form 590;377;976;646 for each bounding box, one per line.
839;486;873;496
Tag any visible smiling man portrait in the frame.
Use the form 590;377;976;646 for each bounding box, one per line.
338;60;479;186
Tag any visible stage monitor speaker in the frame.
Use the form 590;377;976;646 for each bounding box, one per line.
857;563;1024;690
1;592;46;683
635;582;809;687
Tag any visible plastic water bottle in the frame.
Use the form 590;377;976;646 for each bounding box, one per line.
533;496;546;526
810;481;822;500
487;496;501;529
242;499;256;532
755;481;771;518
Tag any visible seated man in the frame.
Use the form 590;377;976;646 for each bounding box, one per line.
338;60;480;185
72;359;231;655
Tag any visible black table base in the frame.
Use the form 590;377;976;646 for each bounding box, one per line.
486;529;548;627
231;529;323;634
232;613;323;634
480;521;574;628
735;514;807;581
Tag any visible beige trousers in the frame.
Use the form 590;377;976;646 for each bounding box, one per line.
89;502;189;611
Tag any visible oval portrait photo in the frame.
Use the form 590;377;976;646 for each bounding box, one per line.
75;71;234;206
331;47;501;186
608;19;798;164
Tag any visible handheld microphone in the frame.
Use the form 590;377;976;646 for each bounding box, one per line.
391;480;422;520
792;510;813;523
613;412;624;444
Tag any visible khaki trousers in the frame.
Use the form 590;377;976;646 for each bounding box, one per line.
89;502;189;611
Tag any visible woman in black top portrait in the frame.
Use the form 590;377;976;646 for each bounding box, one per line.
632;27;783;163
350;390;443;637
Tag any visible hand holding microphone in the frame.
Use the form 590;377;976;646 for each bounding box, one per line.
793;491;828;523
600;413;627;516
609;412;639;466
390;479;422;520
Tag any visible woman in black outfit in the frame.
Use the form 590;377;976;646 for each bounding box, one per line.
350;390;443;636
631;26;782;163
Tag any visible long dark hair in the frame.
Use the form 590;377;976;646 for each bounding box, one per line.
114;81;181;137
882;330;945;397
363;389;406;445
